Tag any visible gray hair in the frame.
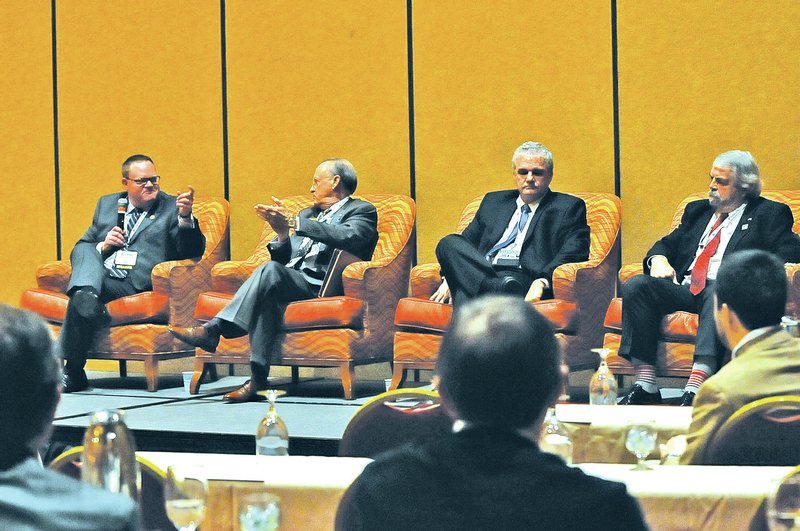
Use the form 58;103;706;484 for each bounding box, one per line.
323;158;358;194
512;141;554;174
713;150;762;200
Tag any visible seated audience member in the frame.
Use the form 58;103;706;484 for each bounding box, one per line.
170;158;379;402
431;141;590;308
0;305;140;530
335;296;648;531
618;150;800;406
60;154;205;392
681;250;800;463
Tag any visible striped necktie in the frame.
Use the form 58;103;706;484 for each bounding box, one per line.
107;208;143;279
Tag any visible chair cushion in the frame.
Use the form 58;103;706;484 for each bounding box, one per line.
20;288;169;326
604;297;698;341
394;298;453;333
195;291;365;331
530;299;577;332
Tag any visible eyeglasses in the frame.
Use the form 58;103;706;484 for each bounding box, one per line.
126;176;160;186
516;168;548;177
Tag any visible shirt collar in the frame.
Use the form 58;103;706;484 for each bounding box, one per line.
731;324;782;359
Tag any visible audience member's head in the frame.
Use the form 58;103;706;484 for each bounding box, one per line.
714;250;787;347
0;305;60;465
435;295;561;430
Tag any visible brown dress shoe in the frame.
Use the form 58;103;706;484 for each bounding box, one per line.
169;325;220;353
223;380;267;403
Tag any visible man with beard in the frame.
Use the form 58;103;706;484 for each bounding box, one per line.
618;150;800;406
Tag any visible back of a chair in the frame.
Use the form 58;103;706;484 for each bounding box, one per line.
49;446;172;530
704;396;800;465
339;389;451;458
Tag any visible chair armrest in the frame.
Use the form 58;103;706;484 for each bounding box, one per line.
410;263;442;299
619;263;644;283
210;256;271;293
36;261;72;293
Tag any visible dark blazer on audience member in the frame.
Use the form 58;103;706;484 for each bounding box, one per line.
335;425;648;531
462;190;590;287
644;196;800;278
0;457;140;531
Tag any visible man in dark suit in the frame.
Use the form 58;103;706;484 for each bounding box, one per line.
170;159;379;402
335;296;648;530
60;154;205;392
0;305;140;530
619;150;800;406
431;141;590;307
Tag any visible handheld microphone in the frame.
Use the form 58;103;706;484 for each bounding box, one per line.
117;197;128;230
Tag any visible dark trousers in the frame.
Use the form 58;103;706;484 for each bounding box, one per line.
60;275;138;369
216;261;317;373
618;274;724;367
435;234;532;309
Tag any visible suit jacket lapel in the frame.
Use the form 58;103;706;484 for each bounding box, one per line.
725;200;758;253
127;194;162;245
485;196;517;250
520;190;553;248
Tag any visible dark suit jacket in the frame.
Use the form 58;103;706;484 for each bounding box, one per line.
645;197;800;278
267;197;379;281
0;457;140;530
336;425;648;531
68;191;206;293
461;189;590;286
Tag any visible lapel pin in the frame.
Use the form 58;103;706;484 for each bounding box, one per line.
741;224;749;230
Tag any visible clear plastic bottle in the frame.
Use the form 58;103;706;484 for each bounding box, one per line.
539;407;573;465
81;409;140;500
589;348;618;405
255;390;289;456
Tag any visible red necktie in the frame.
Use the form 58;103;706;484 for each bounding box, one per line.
689;213;728;295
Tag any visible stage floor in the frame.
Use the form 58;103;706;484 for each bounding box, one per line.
50;370;686;458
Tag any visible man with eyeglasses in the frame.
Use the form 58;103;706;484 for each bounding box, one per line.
59;154;205;392
430;141;590;308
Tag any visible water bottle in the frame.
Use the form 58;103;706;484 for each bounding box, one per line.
81;409;140;500
255;390;289;456
539;407;573;464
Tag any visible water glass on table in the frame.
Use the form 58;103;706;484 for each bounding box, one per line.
164;466;207;531
239;491;281;531
625;423;658;471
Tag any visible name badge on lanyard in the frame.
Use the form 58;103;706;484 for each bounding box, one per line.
114;250;138;270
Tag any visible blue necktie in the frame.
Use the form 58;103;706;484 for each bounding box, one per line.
107;208;143;279
486;204;531;260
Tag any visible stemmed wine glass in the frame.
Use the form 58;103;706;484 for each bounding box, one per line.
164;466;208;531
767;467;800;530
625;423;658;471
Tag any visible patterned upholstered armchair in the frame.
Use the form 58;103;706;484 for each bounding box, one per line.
20;197;230;391
603;190;800;378
189;194;416;399
391;192;621;389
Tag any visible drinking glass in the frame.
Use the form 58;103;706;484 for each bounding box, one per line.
767;467;800;530
164;466;208;531
589;348;618;405
238;491;281;531
625;423;658;471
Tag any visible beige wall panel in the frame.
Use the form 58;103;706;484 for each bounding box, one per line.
226;1;410;258
413;1;615;263
618;0;800;263
57;1;224;256
0;2;55;305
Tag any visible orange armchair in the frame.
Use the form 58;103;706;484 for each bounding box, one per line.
391;192;621;389
189;194;416;399
20;197;231;391
603;190;800;378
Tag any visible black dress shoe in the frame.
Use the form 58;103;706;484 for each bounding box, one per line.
619;384;662;405
679;391;696;406
223;380;266;403
169;325;221;353
72;289;111;326
62;369;89;393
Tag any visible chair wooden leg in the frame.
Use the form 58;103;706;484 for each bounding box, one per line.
414;369;420;382
119;360;127;378
143;358;159;392
340;363;355;400
208;363;218;381
291;366;300;384
389;365;405;391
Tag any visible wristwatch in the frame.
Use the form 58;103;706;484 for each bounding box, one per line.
287;214;297;229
